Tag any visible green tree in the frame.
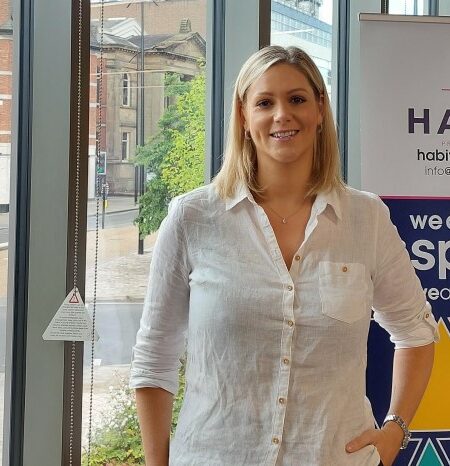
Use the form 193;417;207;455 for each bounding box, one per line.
161;72;205;197
134;73;189;236
135;71;205;237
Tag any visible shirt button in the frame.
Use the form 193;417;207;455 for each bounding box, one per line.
294;255;301;261
287;320;294;327
342;265;348;272
282;358;290;365
278;397;286;404
425;312;430;318
287;285;293;291
272;437;280;445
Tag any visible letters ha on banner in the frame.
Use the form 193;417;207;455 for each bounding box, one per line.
360;14;450;466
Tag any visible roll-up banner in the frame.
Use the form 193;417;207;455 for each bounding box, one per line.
360;14;450;466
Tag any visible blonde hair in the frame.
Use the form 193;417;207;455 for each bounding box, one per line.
213;45;344;199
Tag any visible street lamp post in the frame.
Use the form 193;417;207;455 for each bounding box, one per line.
138;0;145;255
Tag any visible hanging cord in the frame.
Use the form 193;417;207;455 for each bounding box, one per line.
68;0;85;463
86;0;105;463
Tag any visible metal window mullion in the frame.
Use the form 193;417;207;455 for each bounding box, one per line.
209;0;226;178
259;0;271;48
429;0;439;16
337;0;350;181
4;0;34;463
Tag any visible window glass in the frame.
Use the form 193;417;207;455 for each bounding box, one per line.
388;0;427;14
83;1;207;463
121;131;130;161
122;73;130;106
0;0;13;461
271;0;334;99
440;0;450;15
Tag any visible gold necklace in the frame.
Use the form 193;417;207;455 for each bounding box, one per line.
265;203;306;224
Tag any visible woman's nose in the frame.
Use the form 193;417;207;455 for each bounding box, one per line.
273;103;292;122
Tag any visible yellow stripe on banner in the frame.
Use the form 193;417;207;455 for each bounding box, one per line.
410;320;450;431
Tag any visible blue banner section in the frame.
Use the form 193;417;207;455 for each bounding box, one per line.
367;198;450;466
383;198;450;322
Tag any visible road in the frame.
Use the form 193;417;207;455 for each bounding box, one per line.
0;209;138;244
86;208;138;231
0;301;144;371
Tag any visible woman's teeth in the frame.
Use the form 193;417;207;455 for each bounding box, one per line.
271;130;298;139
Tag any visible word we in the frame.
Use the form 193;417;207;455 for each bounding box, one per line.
409;214;450;279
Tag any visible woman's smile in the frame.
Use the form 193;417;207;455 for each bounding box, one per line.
270;129;299;140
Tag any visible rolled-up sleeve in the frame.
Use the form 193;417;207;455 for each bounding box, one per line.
130;196;190;394
372;197;439;349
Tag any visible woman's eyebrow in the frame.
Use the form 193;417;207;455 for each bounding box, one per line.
253;88;309;98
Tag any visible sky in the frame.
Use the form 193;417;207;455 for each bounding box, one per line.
319;0;333;25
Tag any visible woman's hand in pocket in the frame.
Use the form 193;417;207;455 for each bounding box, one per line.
345;423;404;466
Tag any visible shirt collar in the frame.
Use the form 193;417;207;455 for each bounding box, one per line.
225;182;343;221
225;182;256;210
314;188;342;221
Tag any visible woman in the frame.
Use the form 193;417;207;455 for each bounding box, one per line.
130;46;438;466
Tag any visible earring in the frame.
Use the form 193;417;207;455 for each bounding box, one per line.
244;130;252;140
317;123;323;133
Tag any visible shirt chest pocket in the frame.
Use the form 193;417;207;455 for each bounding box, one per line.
319;261;368;324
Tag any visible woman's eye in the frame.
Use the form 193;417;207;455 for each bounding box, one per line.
256;99;271;108
291;95;305;104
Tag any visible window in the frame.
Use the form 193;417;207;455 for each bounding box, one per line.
121;131;130;160
83;2;207;462
122;72;130;106
388;0;427;14
271;0;334;99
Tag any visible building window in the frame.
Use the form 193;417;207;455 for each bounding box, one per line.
122;72;130;106
164;95;171;109
121;132;130;160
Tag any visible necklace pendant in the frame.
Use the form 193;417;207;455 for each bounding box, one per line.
282;218;287;224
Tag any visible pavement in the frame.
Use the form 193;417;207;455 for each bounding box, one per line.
84;195;155;302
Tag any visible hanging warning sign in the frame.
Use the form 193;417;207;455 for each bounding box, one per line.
43;287;99;341
69;292;79;304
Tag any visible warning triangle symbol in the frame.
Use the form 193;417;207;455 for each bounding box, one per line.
43;287;99;342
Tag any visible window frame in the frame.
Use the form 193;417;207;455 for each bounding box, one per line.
122;72;131;107
121;130;130;161
6;0;446;464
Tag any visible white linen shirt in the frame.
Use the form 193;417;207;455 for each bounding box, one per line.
130;183;439;466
